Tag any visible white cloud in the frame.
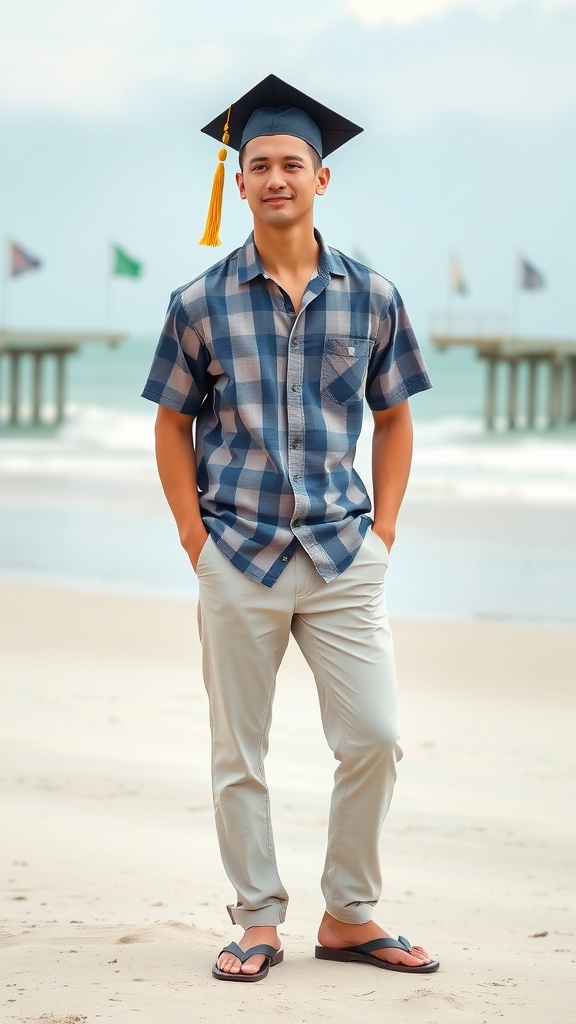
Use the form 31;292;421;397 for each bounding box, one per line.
345;0;574;26
0;0;574;128
334;0;576;130
377;42;576;129
0;1;229;118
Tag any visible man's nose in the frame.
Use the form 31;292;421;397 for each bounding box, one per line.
267;167;287;189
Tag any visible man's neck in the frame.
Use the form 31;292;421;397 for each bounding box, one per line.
253;222;320;281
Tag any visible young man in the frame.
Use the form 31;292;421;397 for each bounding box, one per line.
142;75;438;981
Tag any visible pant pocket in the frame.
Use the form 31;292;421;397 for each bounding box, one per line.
366;528;390;564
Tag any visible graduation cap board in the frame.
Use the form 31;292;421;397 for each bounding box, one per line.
198;74;363;246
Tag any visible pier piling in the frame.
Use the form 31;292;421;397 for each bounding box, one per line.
0;329;126;426
431;314;576;430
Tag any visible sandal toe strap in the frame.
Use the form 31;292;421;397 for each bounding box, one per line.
346;935;412;956
218;941;278;963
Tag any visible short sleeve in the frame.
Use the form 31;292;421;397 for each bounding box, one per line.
141;290;209;415
366;285;432;410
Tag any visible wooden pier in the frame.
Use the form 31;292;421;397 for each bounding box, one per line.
0;328;126;426
430;314;576;430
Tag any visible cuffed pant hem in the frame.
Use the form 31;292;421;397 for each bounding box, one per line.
324;904;376;925
227;902;287;928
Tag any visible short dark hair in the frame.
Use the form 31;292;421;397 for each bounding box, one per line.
239;141;322;173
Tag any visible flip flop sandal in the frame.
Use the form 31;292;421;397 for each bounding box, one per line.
212;941;284;982
315;935;440;973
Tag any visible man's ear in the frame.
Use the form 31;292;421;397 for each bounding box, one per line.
315;166;331;195
236;171;247;199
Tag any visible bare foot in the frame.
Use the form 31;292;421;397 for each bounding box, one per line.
317;912;433;969
216;926;281;976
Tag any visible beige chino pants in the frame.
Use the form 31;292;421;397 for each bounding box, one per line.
196;528;403;928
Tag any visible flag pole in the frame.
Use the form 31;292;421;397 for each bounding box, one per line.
0;236;9;329
0;237;9;422
446;250;456;338
510;251;519;340
105;240;112;330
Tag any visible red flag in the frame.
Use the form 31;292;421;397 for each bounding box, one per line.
9;240;43;277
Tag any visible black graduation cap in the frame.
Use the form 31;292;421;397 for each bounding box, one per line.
198;74;363;247
201;73;364;159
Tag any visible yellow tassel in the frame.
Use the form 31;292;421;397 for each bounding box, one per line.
199;106;231;247
196;106;228;245
198;148;227;246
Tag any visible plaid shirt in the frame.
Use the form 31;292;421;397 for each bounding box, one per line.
142;232;431;587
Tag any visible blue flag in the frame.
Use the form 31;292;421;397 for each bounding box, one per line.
519;257;545;290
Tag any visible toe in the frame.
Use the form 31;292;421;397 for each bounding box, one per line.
216;953;265;975
409;944;431;961
217;954;241;973
240;959;262;974
396;951;427;968
375;947;431;968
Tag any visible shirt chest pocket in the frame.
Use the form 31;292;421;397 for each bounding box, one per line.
320;337;371;406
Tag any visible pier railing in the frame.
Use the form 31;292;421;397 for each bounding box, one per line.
430;313;576;429
0;328;126;426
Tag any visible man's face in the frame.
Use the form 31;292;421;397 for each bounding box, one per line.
236;135;329;229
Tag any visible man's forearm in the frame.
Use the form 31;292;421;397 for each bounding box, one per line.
154;406;208;568
371;401;413;550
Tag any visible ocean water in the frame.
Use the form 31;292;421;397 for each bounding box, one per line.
1;334;575;623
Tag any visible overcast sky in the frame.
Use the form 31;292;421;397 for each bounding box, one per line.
1;0;574;339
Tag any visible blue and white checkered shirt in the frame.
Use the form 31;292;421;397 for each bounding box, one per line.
142;232;431;586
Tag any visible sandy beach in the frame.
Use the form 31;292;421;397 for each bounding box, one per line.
1;578;574;1022
2;0;576;1018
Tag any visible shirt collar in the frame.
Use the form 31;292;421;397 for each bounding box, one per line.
237;230;346;285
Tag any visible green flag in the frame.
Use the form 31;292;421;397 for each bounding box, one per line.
112;244;143;278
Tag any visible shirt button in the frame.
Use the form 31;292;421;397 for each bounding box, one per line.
291;383;301;392
291;336;299;347
281;555;289;562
